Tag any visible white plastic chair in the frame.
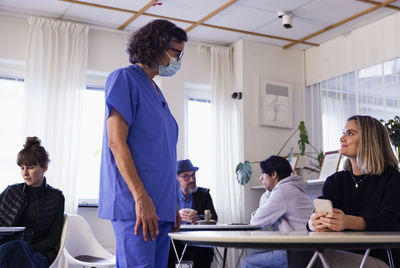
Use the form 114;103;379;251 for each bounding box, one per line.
49;214;69;268
63;214;116;267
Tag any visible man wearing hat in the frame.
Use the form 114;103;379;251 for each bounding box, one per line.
168;159;218;268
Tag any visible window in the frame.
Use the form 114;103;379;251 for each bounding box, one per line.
0;76;25;192
306;57;400;153
76;87;105;204
184;83;214;191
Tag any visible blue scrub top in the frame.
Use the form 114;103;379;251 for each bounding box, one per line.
98;64;178;222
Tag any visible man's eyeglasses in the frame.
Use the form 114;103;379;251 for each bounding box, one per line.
168;47;184;61
179;173;196;181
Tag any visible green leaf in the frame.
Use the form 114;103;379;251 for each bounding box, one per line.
235;161;252;185
382;116;400;147
298;121;309;155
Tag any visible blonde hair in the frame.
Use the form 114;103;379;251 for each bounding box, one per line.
343;115;398;175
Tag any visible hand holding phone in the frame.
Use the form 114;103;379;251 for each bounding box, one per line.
314;199;333;213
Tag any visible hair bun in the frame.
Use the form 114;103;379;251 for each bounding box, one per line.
24;136;42;148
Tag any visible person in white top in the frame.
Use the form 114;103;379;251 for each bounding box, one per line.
242;155;314;268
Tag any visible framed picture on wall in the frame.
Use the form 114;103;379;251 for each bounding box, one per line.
259;79;293;129
318;150;342;182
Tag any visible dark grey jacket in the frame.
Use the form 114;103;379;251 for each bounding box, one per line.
192;187;218;221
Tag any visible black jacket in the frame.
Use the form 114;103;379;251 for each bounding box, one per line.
192;187;218;221
0;178;65;264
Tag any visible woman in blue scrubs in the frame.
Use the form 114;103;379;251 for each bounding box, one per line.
98;20;187;268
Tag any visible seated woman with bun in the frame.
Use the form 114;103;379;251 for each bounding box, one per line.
309;115;400;267
0;137;65;268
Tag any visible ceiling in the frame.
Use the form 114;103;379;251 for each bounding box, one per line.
0;0;399;50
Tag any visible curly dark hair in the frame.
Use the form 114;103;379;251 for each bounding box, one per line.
126;19;187;68
17;137;50;168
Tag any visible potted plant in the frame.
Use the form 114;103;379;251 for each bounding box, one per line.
381;116;400;161
235;121;323;185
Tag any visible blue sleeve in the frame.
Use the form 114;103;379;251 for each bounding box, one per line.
105;69;137;126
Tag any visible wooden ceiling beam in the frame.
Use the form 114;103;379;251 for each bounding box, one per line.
117;0;158;30
283;0;397;49
201;23;319;46
185;0;237;32
58;0;318;46
356;0;400;11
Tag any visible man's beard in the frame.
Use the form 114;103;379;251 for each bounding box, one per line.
185;183;198;195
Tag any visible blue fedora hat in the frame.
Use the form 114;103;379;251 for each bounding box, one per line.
177;159;199;174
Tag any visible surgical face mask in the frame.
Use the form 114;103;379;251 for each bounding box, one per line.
159;51;182;77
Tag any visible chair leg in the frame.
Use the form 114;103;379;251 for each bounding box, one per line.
359;248;371;268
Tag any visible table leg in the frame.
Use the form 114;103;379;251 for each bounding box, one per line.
214;248;223;266
235;249;245;268
387;248;394;268
222;248;227;268
306;251;319;268
171;238;188;268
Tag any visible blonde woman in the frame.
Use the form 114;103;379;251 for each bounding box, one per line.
309;115;400;267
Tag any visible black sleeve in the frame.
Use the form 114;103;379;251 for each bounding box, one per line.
0;186;9;206
31;194;65;252
363;172;400;231
205;190;218;222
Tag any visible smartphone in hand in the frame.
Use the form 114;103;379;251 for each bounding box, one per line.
314;199;333;213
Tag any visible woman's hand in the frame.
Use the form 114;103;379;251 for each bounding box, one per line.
310;211;331;232
320;209;367;231
134;193;160;242
319;208;347;231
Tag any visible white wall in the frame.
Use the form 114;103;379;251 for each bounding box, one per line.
305;11;400;86
0;13;28;76
233;39;306;222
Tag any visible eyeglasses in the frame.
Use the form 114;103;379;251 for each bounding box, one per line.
168;47;184;61
179;173;196;181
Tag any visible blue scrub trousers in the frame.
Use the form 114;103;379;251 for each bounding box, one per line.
112;220;172;268
0;240;48;268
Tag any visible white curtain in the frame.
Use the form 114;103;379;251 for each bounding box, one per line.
25;17;88;213
210;46;244;267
